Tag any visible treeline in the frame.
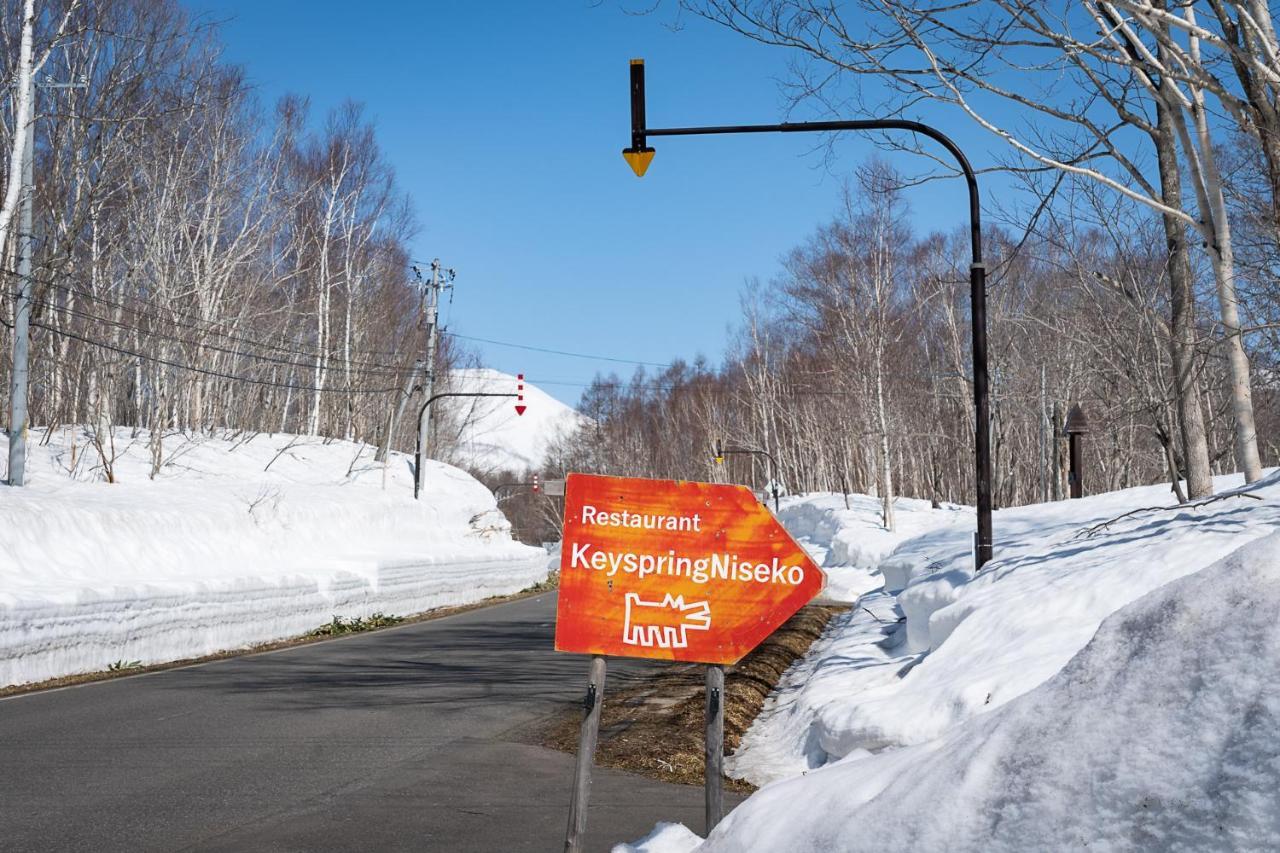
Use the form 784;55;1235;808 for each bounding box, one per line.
0;0;457;477
544;158;1278;514
538;0;1280;519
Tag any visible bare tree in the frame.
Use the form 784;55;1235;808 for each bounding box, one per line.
684;0;1266;487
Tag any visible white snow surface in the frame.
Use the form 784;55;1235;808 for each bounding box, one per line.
779;492;968;603
442;368;585;473
611;823;703;853
0;427;549;687
698;529;1280;852
625;471;1280;850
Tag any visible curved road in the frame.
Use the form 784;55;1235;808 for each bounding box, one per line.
0;592;729;852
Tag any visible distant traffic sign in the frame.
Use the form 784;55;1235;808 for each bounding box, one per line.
622;148;654;177
554;473;824;665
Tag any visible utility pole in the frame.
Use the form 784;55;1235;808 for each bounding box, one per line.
414;259;454;466
6;73;34;486
7;73;87;487
1051;401;1064;502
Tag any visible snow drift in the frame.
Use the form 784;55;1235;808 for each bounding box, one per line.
0;427;549;687
620;472;1280;851
695;529;1280;852
778;492;968;602
729;474;1280;787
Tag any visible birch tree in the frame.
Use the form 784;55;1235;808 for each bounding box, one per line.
686;0;1266;487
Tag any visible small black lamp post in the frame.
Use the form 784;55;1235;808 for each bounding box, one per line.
1064;404;1090;499
713;438;781;514
415;392;516;499
493;474;541;500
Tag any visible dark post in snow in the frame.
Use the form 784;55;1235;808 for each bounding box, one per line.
414;392;516;499
713;438;782;515
564;655;607;853
625;59;994;570
705;664;725;833
1065;404;1090;500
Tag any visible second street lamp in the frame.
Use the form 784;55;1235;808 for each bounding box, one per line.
625;58;995;570
415;392;516;500
713;438;782;515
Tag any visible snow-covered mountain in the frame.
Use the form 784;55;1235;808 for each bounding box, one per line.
442;368;586;473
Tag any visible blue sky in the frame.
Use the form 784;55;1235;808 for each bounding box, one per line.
191;1;1004;406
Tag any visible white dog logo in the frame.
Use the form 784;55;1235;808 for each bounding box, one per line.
622;592;712;648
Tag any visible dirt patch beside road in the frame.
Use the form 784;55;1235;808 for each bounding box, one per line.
526;604;844;791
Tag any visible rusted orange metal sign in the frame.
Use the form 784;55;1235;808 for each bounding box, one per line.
554;473;825;665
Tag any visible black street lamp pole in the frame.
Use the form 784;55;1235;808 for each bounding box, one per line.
625;59;994;570
415;392;517;500
494;482;538;498
717;443;782;515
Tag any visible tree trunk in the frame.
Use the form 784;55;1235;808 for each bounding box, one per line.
875;353;895;531
1151;94;1214;499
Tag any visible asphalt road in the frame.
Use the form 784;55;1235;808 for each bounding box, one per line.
0;592;734;852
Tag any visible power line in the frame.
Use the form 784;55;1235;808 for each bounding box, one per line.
26;275;418;371
46;300;414;379
443;331;675;368
458;373;872;398
32;322;402;394
17;311;976;404
26;273;673;375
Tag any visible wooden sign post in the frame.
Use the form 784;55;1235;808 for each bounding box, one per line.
556;473;824;848
705;663;724;829
564;655;606;853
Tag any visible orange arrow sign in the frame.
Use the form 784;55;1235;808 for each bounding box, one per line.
554;473;825;665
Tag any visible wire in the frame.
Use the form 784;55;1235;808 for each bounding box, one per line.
45;300;415;379
443;331;675;368
31;276;419;371
15;271;679;374
14;311;961;404
32;322;402;394
457;373;871;398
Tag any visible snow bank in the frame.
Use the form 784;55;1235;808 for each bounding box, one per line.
443;368;586;472
611;823;703;853
837;473;1280;754
723;493;966;782
733;472;1280;790
697;529;1280;851
725;586;910;783
778;493;967;602
0;427;548;687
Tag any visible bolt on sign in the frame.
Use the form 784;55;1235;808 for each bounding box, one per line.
555;473;825;665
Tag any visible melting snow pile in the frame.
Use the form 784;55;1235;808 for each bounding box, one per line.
618;471;1280;851
696;529;1280;851
0;427;549;687
779;492;969;602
